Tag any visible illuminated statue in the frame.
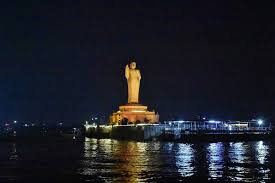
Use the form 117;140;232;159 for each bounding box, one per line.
110;60;159;124
125;61;141;103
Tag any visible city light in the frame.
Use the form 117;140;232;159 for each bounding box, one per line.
208;120;220;123
257;119;263;126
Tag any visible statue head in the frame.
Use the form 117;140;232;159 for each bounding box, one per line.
130;62;136;69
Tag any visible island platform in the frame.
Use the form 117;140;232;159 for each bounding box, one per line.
84;120;272;142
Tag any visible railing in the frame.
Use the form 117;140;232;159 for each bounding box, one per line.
164;126;272;135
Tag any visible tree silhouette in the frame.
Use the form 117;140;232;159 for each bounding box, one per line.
135;120;141;125
144;118;150;124
121;118;129;125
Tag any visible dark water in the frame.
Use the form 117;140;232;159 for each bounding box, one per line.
0;138;273;182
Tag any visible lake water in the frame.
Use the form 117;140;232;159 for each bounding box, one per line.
0;138;273;182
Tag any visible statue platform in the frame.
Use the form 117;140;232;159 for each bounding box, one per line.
119;103;148;112
110;103;159;125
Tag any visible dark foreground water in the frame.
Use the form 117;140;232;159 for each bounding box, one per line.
0;138;273;182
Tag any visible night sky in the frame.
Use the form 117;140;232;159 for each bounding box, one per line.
0;1;273;124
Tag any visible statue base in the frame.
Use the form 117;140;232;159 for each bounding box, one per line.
110;103;159;125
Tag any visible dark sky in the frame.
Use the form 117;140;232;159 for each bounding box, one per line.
0;0;273;124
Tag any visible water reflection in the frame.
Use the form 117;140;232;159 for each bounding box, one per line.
255;141;270;182
79;138;118;181
175;143;195;177
111;141;152;182
256;141;269;164
78;139;272;182
228;142;253;182
9;143;18;160
229;142;247;164
80;138;157;182
207;142;224;179
162;142;173;152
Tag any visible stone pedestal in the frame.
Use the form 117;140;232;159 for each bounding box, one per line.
85;124;165;140
110;103;159;124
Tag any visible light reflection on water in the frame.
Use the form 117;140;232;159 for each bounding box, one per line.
256;141;269;165
1;139;271;182
79;139;272;182
255;141;271;182
175;143;195;177
79;139;157;182
9;143;18;161
207;142;224;179
228;142;253;182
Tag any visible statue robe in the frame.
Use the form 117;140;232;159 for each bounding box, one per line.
126;68;141;103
